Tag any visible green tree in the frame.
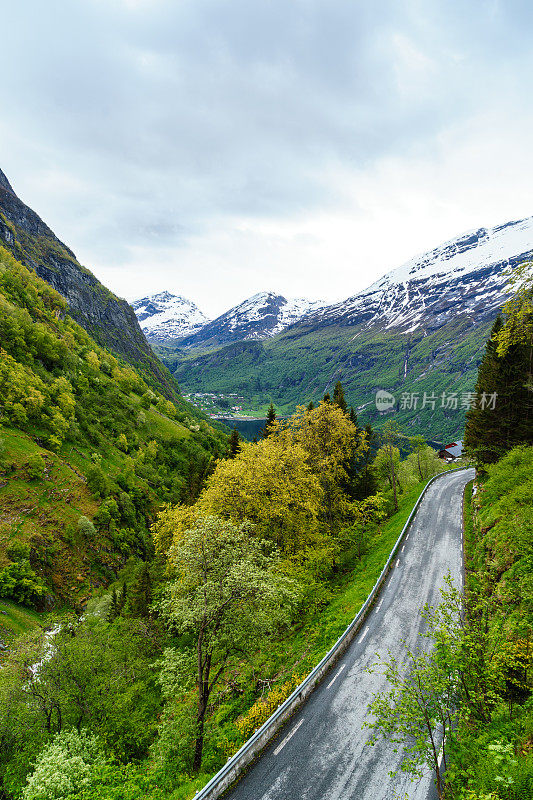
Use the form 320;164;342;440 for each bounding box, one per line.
332;381;348;413
409;435;426;480
77;516;96;539
22;729;105;800
263;402;276;437
157;515;299;771
26;454;45;480
376;421;401;510
227;427;240;458
341;494;387;558
128;565;151;618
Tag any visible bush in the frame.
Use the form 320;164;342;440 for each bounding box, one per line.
26;454;45;480
23;729;105;800
0;559;47;606
6;540;31;562
78;516;96;539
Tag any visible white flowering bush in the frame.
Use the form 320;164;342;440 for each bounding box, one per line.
23;729;105;800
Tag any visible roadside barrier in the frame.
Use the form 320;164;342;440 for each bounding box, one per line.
194;466;470;799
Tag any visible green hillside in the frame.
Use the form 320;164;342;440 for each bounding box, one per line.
0;247;227;607
162;312;493;442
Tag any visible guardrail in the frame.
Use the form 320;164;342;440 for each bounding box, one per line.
195;466;470;799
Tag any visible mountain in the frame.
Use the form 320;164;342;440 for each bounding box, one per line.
0;246;228;607
162;217;533;441
0;167;176;398
132;291;209;343
304;217;531;333
175;291;325;348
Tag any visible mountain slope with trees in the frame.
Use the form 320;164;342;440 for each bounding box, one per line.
0;246;227;607
0;167;177;399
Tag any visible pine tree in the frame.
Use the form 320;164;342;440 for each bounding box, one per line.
349;407;357;426
263;402;276;437
228;427;240;458
323;393;331;403
118;582;127;614
351;424;378;499
108;587;119;622
307;401;314;412
333;381;348;413
128;563;152;618
465;316;533;464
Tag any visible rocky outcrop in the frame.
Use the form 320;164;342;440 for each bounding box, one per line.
0;167;177;398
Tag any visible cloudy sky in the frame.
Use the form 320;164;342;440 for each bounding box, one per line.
1;0;532;317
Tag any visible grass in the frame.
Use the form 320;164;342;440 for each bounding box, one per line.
0;599;43;642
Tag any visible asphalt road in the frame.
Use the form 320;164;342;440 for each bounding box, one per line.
225;468;475;800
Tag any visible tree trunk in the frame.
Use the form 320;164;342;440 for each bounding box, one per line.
193;694;208;772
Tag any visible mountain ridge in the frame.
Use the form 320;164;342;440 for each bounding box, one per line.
0;167;178;399
161;215;532;440
134;289;325;346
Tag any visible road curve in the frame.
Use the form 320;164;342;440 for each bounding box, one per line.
225;468;475;800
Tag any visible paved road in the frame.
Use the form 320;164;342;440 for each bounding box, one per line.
225;468;474;800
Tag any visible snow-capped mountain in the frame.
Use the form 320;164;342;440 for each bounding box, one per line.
178;292;325;348
131;291;209;342
305;217;533;333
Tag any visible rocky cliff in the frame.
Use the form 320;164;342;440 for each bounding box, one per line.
0;167;177;398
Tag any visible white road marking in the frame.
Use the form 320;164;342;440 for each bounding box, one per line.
401;544;406;553
395;559;400;568
359;625;369;642
376;599;383;613
327;663;346;688
273;718;305;755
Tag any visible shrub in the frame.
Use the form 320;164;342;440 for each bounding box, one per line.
23;729;106;800
78;516;96;539
0;559;47;606
26;454;45;480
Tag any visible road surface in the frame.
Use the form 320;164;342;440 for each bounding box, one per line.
225;468;474;800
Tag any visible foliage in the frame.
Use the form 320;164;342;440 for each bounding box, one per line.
465;264;533;465
0;560;47;606
156;515;300;771
22;729;105;800
236;673;305;738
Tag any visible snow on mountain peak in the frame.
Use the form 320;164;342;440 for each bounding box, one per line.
307;215;533;335
132;292;209;342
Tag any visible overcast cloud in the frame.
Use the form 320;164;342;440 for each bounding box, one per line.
1;0;532;316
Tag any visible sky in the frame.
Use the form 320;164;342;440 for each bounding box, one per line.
1;0;533;318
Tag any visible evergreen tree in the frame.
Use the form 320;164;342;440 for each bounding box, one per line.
228;427;240;458
323;393;331;403
118;581;127;614
333;381;348;413
263;402;276;437
307;401;314;412
108;587;119;622
128;563;152;618
465;315;533;464
349;407;357;426
351;424;378;499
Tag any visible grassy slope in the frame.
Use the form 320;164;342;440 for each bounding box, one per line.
0;249;228;607
165;314;493;442
0;599;42;642
450;451;533;798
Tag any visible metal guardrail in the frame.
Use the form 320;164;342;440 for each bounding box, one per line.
195;466;469;799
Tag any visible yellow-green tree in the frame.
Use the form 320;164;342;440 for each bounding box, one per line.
277;401;367;534
198;436;323;557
